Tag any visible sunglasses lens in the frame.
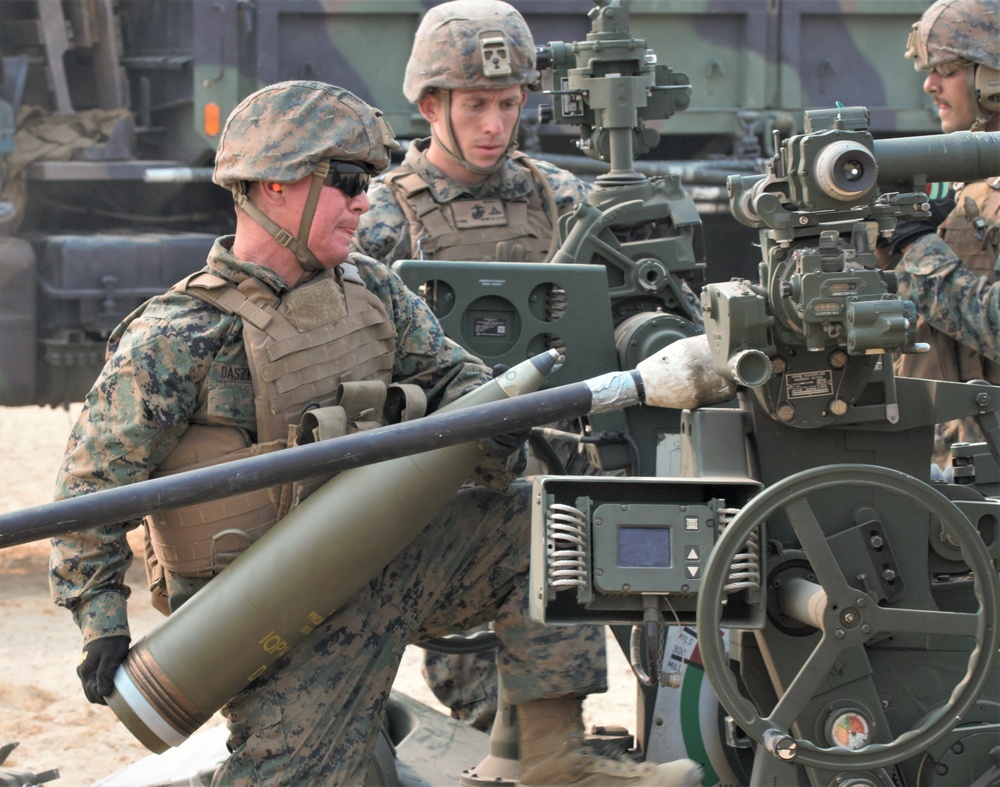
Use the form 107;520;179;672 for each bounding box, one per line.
933;61;964;77
323;162;371;198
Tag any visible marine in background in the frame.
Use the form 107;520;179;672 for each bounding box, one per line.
352;0;703;750
881;0;1000;473
351;0;584;267
352;0;593;737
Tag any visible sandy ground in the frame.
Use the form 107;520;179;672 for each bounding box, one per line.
0;405;634;786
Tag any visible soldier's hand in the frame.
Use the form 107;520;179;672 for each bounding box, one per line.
881;194;955;256
78;635;130;705
477;363;532;460
479;428;532;460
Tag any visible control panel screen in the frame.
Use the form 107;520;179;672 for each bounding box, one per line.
617;526;671;568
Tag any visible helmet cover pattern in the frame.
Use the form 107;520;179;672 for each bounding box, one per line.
213;80;398;189
403;0;539;103
906;0;1000;71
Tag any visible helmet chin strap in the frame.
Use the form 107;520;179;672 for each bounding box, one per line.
432;89;519;178
231;160;331;272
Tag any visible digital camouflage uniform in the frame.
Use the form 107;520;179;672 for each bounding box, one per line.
50;79;608;785
353;141;595;733
896;231;1000;364
354;0;699;731
894;179;1000;463
350;0;604;735
49;239;608;784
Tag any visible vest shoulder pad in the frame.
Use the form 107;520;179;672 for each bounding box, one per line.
383;167;430;197
168;271;228;294
171;272;243;314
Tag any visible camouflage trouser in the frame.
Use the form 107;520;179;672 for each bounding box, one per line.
209;481;607;786
419;428;602;734
933;416;986;470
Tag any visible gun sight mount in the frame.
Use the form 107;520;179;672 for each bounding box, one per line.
706;108;1000;429
534;0;692;185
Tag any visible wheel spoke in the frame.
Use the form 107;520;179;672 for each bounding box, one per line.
698;464;998;771
869;605;981;638
784;497;855;598
767;631;846;732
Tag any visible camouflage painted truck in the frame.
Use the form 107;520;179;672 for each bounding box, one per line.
0;0;936;409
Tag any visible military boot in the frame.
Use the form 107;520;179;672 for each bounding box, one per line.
515;696;704;787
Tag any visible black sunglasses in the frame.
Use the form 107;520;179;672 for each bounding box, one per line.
323;161;373;198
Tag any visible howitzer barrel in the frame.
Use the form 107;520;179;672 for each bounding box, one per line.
874;131;1000;193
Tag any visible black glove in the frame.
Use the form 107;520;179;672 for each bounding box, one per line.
78;635;130;705
478;363;531;460
480;428;532;460
880;194;955;255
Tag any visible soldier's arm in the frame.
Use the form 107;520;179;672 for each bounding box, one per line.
50;305;227;643
895;233;1000;362
351;180;413;264
531;159;588;220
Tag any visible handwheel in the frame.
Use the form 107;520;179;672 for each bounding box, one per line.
696;464;999;771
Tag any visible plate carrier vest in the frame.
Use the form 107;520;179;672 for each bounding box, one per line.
383;151;557;262
143;264;401;580
895;177;1000;386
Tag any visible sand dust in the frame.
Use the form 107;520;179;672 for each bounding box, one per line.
0;405;634;785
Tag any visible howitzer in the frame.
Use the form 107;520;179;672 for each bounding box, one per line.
715;110;1000;429
529;109;1000;786
1;341;731;754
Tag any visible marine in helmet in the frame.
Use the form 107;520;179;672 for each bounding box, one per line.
351;0;590;738
881;0;1000;474
349;4;703;785
353;0;570;740
50;80;686;785
352;0;586;265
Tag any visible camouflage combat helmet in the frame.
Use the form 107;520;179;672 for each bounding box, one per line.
213;81;399;271
403;0;540;104
905;0;1000;72
214;80;397;187
905;0;1000;127
403;1;538;177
